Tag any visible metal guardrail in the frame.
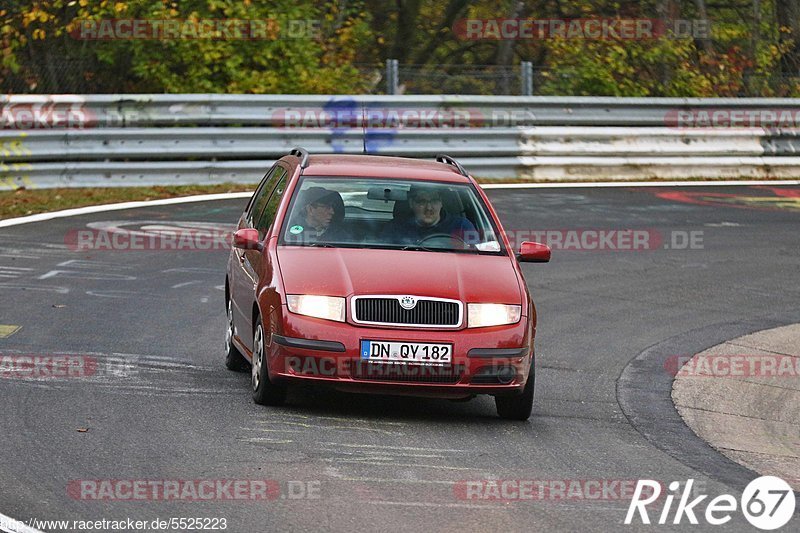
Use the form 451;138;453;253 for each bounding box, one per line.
2;95;800;188
0;128;524;161
4;94;800;127
0;158;532;189
4;127;798;162
6;156;800;190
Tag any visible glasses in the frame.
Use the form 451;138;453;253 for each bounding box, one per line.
411;197;442;207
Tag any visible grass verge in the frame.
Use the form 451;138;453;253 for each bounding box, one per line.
0;184;254;220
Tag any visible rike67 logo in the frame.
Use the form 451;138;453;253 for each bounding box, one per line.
625;476;795;530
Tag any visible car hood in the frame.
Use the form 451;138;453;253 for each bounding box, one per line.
277;246;522;304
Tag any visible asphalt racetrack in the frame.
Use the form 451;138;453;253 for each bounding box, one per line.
0;185;798;532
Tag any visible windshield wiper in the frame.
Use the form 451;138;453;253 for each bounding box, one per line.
400;244;447;252
306;242;334;248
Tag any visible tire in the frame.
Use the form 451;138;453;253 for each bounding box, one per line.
495;364;534;421
251;321;287;406
224;298;249;372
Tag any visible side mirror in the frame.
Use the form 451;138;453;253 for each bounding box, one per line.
517;241;551;263
233;228;263;251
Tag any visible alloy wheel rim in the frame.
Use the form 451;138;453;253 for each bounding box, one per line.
252;325;262;391
225;300;234;353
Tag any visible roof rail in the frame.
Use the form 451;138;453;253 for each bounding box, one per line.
290;147;310;169
435;154;468;177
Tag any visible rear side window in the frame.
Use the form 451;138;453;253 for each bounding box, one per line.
246;165;281;227
255;172;287;237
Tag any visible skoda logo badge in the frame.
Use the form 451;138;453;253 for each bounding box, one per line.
399;296;417;310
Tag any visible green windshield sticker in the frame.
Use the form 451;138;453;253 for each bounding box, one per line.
289;225;304;234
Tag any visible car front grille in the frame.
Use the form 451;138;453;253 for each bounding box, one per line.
352;296;461;327
349;362;465;384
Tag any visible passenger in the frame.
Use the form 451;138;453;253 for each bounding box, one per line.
382;185;476;246
287;187;347;244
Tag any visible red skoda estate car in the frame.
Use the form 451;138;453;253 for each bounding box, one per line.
225;148;550;420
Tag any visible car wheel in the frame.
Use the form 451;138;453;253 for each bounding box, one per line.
224;298;248;372
495;365;534;421
251;321;287;406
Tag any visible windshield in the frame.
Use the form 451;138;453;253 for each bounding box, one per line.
279;177;505;254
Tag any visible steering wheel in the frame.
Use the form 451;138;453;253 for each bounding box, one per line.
416;232;471;248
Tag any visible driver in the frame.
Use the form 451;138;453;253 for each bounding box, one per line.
382;184;476;245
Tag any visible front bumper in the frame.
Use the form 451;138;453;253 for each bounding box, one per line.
265;311;533;398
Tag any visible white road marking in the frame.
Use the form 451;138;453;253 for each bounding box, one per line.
0;283;69;294
321;442;467;453
162;267;220;275
264;414;407;426
240;428;305;434
0;253;39;259
38;270;136;281
57;259;132;269
241;438;294;444
0;266;33;279
84;220;233;242
366;501;497;509
171;280;202;289
330;456;393;462
1;181;797;230
266;420;404;436
479;179;800;189
704;222;742;227
367;500;630;511
327;475;456;486
323;459;473;471
328;450;448;459
84;290;163;299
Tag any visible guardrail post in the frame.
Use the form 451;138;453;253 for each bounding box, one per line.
386;59;399;95
521;61;533;96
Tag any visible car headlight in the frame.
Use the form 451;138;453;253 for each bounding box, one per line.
286;295;346;322
467;303;521;328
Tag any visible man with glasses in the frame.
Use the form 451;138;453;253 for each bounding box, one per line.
382;185;476;247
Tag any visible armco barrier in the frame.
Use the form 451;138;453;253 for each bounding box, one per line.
1;95;800;188
3;94;800;127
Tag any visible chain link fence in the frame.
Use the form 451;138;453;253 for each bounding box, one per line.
3;58;799;96
1;57;100;95
393;64;528;96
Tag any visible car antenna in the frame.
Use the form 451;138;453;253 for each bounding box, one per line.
361;101;367;154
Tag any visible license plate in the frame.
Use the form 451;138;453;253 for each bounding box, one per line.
360;340;452;365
